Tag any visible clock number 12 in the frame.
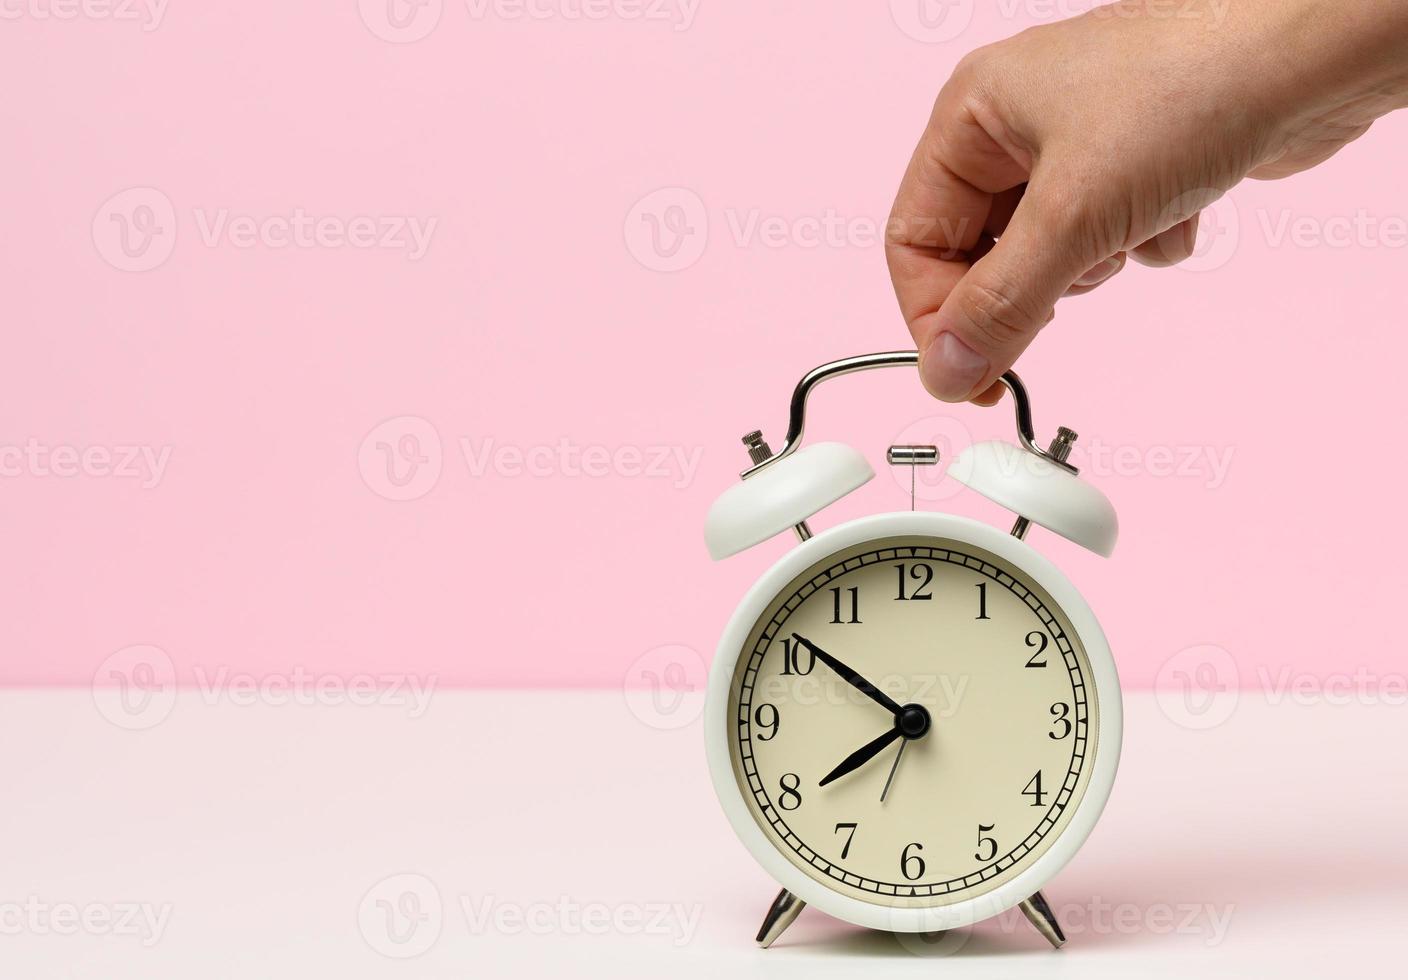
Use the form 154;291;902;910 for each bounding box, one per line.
893;563;934;601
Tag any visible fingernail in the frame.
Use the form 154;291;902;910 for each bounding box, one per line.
1074;256;1121;287
922;332;989;402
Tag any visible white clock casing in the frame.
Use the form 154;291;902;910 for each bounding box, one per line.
704;509;1122;935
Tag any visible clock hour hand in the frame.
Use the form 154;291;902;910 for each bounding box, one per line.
791;634;902;717
818;727;902;787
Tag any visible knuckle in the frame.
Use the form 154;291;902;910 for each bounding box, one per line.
1031;185;1096;242
957;277;1042;349
1031;183;1124;266
951;47;990;85
942;45;1001;117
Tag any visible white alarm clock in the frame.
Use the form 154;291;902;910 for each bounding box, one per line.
703;351;1121;950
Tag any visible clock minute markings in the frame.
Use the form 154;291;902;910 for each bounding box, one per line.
742;540;1094;942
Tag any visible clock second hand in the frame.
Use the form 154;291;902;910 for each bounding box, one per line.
880;739;907;804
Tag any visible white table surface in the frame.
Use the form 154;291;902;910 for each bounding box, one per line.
0;689;1402;978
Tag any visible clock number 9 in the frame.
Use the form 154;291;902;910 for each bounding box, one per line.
779;638;815;676
900;842;926;881
974;823;998;862
778;773;803;811
1049;701;1072;740
753;703;780;741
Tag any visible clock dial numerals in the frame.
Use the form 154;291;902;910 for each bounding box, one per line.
729;536;1098;909
829;586;861;624
894;563;934;601
1024;630;1050;668
753;703;780;741
900;842;926;881
974;823;998;862
834;822;858;858
1022;771;1047;807
779;638;815;676
778;773;803;811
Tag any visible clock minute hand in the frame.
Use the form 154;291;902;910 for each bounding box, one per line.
818;727;903;787
792;634;902;717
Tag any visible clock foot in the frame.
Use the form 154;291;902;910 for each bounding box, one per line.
1019;891;1066;949
755;888;805;948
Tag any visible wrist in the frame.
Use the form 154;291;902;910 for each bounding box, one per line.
1250;0;1408;138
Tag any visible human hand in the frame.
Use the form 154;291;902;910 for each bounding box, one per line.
887;0;1408;403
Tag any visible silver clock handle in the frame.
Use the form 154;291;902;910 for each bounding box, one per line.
739;351;1076;480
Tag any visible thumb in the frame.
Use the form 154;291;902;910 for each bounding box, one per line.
918;184;1105;402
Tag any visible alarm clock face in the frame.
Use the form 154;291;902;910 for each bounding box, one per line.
713;517;1117;924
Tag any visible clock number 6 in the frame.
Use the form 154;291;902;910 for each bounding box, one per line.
900;842;926;881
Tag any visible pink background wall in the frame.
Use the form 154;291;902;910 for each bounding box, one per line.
2;2;1405;694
